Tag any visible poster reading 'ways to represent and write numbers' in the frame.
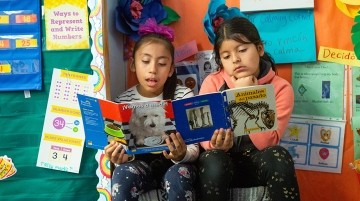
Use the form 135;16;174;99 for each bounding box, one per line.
36;68;93;173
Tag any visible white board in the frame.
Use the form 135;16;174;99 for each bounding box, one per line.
240;0;314;12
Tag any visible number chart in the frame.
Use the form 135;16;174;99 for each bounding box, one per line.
37;68;93;173
0;0;42;91
49;145;71;164
53;80;91;103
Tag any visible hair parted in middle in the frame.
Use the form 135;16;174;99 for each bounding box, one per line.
132;18;178;100
213;17;276;72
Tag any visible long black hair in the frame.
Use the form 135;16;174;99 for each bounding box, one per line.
213;17;276;72
132;33;177;100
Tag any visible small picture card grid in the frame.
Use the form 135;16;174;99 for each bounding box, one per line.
281;122;341;166
280;122;309;165
0;155;17;180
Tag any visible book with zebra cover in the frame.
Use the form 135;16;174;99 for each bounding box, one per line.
77;84;277;154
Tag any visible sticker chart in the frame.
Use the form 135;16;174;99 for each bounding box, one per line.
280;118;345;173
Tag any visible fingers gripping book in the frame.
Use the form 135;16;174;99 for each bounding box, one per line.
77;84;277;154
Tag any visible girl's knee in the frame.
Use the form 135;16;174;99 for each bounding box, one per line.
164;164;196;199
164;164;196;182
112;164;127;177
198;150;233;179
263;146;293;160
261;146;295;171
112;163;141;182
199;150;231;165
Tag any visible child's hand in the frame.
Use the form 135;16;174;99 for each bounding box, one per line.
163;132;187;161
104;141;129;164
231;75;258;88
210;128;233;151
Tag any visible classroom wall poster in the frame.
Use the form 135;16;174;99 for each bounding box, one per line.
245;9;316;64
351;66;360;117
0;0;42;91
44;0;90;50
351;116;360;160
36;68;93;173
288;61;347;173
292;61;346;120
175;61;201;95
240;0;314;12
195;50;219;85
174;40;198;63
318;46;360;67
351;66;360;159
280;118;345;173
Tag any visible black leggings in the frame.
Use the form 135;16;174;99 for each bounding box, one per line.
198;145;300;201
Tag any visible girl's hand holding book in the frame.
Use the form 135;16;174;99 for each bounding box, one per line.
104;141;131;164
163;132;187;161
210;128;234;151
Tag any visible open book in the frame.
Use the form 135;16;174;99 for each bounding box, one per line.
77;84;277;154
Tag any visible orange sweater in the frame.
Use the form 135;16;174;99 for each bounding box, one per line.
199;68;294;150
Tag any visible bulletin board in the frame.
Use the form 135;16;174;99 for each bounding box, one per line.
124;1;360;200
1;1;359;201
0;0;102;200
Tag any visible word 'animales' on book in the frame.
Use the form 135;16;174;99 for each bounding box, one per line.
77;84;277;154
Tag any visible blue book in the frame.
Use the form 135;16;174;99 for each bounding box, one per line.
173;84;277;142
77;84;277;154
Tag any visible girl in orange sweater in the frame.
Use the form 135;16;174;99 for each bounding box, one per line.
198;17;300;201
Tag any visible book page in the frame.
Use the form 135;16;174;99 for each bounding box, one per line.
78;96;176;154
173;92;228;143
223;84;277;136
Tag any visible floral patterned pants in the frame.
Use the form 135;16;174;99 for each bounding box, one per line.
198;145;300;201
111;160;197;201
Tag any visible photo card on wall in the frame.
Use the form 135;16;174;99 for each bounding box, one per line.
175;61;200;95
